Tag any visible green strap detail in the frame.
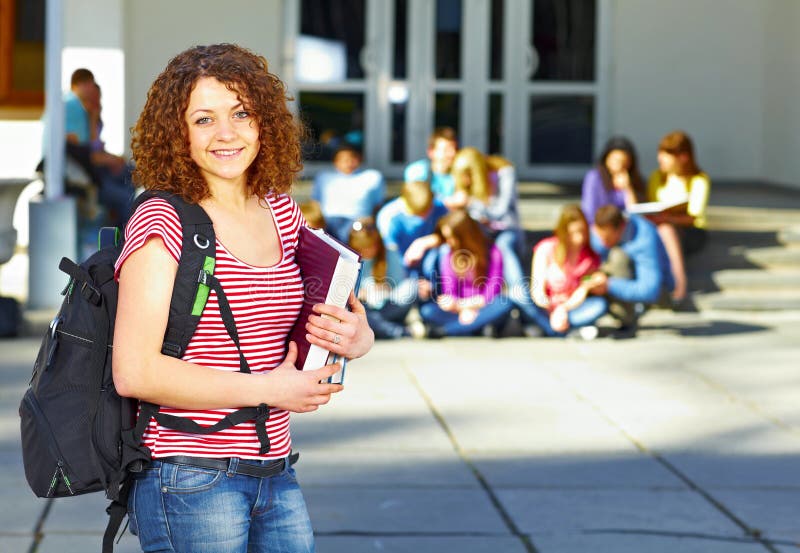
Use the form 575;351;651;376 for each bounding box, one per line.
97;227;120;250
191;256;216;316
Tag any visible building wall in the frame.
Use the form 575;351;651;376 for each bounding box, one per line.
608;0;766;181
123;0;284;156
761;0;800;190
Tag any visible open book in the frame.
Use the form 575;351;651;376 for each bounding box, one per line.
626;200;688;216
288;226;361;384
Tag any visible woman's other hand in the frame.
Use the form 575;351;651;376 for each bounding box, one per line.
306;292;374;360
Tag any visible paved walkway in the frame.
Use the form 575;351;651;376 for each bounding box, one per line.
1;306;799;552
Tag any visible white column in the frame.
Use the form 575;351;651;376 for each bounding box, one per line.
29;0;77;310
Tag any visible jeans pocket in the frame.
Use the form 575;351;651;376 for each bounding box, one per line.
162;464;224;494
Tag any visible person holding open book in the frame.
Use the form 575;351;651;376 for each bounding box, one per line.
646;130;711;301
581;136;646;225
112;43;373;553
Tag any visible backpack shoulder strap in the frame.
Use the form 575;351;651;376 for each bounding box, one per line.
131;191;216;358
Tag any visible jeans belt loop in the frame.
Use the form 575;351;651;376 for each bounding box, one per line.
226;457;239;477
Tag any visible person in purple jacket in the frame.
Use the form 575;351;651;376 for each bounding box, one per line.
420;209;512;337
581;136;646;224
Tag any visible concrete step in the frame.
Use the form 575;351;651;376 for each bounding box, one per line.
706;206;800;231
744;246;800;269
694;290;800;312
778;226;800;247
711;269;800;291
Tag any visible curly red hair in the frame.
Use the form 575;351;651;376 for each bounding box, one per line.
131;43;305;202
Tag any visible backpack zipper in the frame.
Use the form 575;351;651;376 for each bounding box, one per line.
47;461;75;496
23;393;78;496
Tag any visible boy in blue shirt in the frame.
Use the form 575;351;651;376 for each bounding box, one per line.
588;205;675;338
312;144;385;242
403;127;458;205
377;180;448;269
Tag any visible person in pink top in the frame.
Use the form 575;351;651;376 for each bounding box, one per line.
522;204;607;339
113;44;373;552
420;209;512;337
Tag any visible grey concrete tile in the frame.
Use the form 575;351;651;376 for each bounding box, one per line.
530;533;770;553
304;488;508;534
471;452;685;489
295;450;477;487
711;489;800;542
315;536;527;553
0;488;46;535
44;493;113;532
37;532;142;553
664;452;800;488
496;489;743;536
445;402;633;454
291;409;454;452
0;537;34;552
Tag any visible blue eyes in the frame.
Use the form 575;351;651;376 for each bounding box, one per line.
194;111;250;125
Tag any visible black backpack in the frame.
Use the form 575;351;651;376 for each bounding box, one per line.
19;191;272;552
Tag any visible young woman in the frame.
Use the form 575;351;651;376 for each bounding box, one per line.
349;218;419;339
523;204;607;339
647;130;711;300
448;147;529;314
113;44;373;552
419;209;512;337
581;136;646;224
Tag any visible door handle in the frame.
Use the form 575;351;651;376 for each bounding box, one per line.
525;44;540;80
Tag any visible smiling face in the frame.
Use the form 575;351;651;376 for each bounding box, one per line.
185;76;260;192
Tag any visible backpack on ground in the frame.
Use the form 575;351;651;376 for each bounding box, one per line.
19;191;272;552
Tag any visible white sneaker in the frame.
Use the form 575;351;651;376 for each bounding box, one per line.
407;320;427;339
577;325;599;341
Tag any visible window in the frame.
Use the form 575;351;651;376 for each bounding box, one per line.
0;0;45;106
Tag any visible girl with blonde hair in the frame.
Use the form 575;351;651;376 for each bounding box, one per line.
523;204;606;338
448;147;530;316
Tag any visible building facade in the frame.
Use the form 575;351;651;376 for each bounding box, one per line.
1;0;799;187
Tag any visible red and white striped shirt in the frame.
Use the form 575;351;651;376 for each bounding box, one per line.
115;194;305;460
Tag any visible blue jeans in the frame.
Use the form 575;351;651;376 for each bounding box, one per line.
519;296;608;337
128;457;314;552
324;216;355;243
367;300;414;339
492;229;531;307
419;295;512;336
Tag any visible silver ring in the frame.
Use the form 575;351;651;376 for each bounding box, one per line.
332;334;341;345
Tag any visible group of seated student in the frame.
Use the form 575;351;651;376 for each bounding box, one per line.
581;131;710;302
303;127;707;340
43;68;136;227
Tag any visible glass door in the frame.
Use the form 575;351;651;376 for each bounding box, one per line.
506;0;607;180
283;0;607;180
